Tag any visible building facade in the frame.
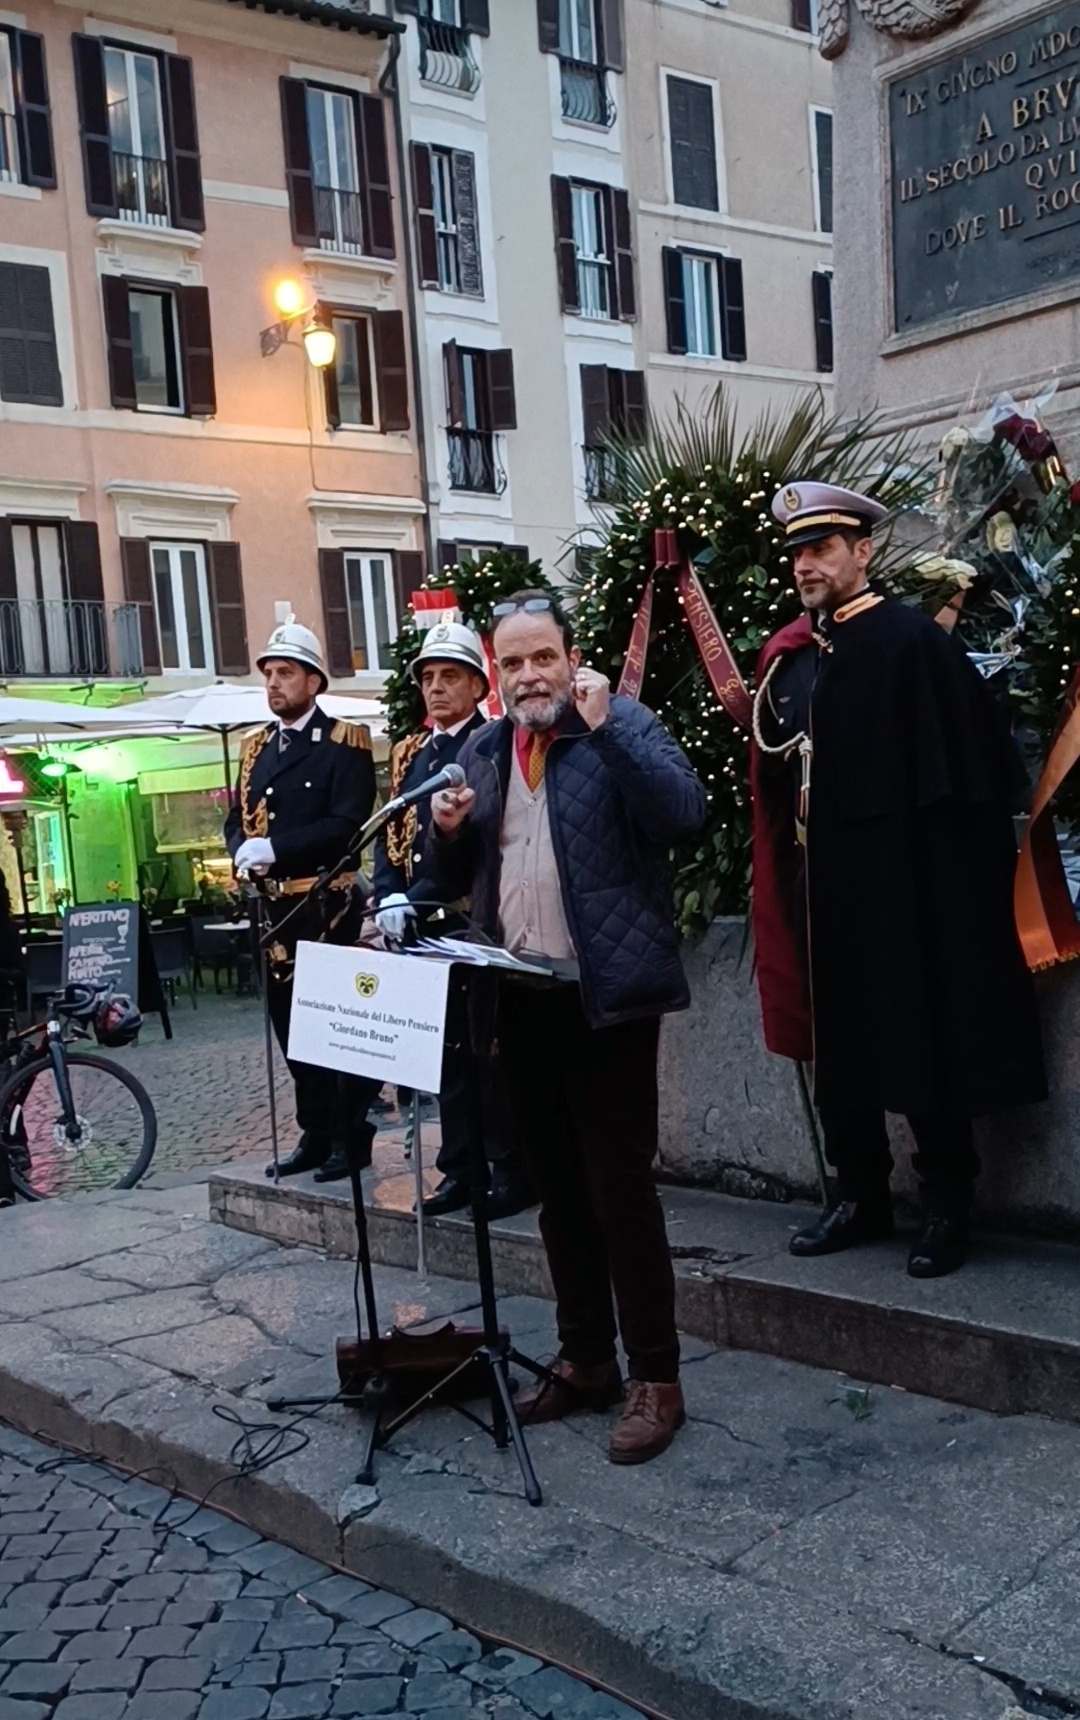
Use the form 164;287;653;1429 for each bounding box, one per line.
391;0;834;576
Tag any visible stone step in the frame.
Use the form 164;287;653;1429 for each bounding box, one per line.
208;1159;1080;1425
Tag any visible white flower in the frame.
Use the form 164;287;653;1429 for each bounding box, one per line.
939;426;970;460
987;511;1018;554
912;552;977;590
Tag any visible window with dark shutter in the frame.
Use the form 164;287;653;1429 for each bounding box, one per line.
460;0;490;33
610;187;635;320
551;175;579;312
121;537;161;675
718;255;747;362
537;0;562;52
581;364;610;445
318;549;353;678
667;74;719;211
358;93;395;260
598;0;624;70
486;349;516;431
177;285;215;416
207;542;248;675
64;521;105;604
72;34;116;217
102;275;136;408
410;142;440;287
163;55;204;232
813;108;833;234
9;31;56;188
662;246;688;354
393;550;426;618
0;262;62;406
373;310;409;431
791;0;815;30
280;77;317;246
812;270;833;372
452;150;482;296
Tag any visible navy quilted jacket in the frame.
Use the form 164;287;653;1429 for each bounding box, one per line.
428;697;706;1028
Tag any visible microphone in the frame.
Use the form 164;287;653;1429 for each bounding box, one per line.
383;762;466;815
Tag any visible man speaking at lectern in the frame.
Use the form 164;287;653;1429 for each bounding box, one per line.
428;591;706;1465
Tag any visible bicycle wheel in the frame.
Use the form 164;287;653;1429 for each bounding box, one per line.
0;1051;157;1199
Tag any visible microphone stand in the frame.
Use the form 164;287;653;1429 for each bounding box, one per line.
259;790;551;1506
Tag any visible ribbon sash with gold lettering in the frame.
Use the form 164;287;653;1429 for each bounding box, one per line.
1015;665;1080;971
616;535;753;729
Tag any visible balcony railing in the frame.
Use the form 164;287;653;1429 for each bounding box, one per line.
0;601;144;679
314;183;365;255
447;428;505;495
0;111;19;184
584;445;620;504
113;151;170;226
419;19;481;95
559;58;615;128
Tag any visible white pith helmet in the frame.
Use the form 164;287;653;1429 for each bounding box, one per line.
410;621;489;695
257;617;328;691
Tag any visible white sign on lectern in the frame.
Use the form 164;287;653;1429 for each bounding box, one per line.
288;942;451;1092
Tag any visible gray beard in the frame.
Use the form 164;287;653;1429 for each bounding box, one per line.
506;687;572;733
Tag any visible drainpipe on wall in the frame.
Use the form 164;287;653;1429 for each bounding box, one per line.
380;31;435;579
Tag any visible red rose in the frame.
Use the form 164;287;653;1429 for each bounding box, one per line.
1069;481;1080;506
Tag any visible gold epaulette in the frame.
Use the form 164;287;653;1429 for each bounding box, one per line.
239;722;274;762
330;719;373;751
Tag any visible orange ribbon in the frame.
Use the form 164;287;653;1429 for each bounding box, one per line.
617;536;753;729
1015;665;1080;970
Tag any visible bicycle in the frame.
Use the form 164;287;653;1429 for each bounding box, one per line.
0;983;157;1203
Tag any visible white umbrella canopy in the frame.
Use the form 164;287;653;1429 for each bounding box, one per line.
0;696;153;735
118;682;385;733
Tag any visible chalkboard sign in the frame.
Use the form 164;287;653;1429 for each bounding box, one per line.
61;903;171;1036
889;1;1080;330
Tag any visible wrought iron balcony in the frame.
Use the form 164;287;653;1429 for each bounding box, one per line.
584;445;620;504
113;151;170;226
0;111;19;184
419;19;481;95
314;184;365;255
559;58;615;128
0;601;144;679
447;428;505;495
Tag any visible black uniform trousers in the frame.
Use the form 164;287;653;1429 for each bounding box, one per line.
818;1106;981;1218
496;982;679;1384
262;892;381;1162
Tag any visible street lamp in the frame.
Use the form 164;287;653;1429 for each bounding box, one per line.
260;277;337;370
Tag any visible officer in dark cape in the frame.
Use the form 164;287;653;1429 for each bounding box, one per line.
750;483;1046;1277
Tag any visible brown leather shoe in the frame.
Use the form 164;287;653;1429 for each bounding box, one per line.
608;1381;686;1465
514;1357;623;1425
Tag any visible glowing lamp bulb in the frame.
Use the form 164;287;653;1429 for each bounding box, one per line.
41;759;69;779
302;321;337;370
273;278;306;318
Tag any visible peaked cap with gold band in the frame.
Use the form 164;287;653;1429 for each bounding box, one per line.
771;483;889;550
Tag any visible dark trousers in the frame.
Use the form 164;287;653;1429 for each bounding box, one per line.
435;983;524;1184
266;975;381;1158
818;1106;981;1218
497;983;679;1384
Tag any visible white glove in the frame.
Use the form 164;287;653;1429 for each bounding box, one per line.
234;837;276;876
376;892;416;943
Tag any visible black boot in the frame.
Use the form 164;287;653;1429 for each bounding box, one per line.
908;1214;969;1279
790;1198;894;1257
268;1132;329;1179
313;1136;373;1184
419;1176;472;1217
486;1166;536;1221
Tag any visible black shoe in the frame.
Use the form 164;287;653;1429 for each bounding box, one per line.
268;1133;329;1179
486;1178;536;1222
312;1143;371;1184
419;1176;471;1217
789;1199;894;1257
908;1215;969;1279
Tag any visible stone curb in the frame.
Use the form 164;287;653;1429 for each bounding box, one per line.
209;1165;1080;1425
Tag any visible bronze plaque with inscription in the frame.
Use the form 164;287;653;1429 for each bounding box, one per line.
890;3;1080;330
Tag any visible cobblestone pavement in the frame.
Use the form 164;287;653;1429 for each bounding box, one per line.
101;994;410;1185
0;1425;643;1720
